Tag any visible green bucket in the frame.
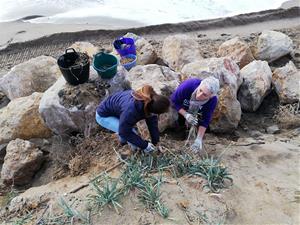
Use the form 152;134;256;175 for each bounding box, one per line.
93;52;118;79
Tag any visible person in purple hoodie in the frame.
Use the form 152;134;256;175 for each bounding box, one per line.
171;76;220;153
96;85;170;153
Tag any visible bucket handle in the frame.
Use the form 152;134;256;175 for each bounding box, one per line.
69;64;82;81
65;48;77;54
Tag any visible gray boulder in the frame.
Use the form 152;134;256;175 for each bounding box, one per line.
39;66;130;135
127;64;180;134
0;56;61;100
1;139;44;185
253;30;293;63
162;34;203;71
272;61;300;104
238;60;272;112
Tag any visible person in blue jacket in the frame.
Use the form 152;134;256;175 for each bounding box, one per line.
171;76;220;153
96;85;170;153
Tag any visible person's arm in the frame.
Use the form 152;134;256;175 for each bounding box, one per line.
198;97;218;129
197;126;207;139
118;111;148;149
191;97;218;153
171;79;198;112
178;108;187;117
145;115;159;145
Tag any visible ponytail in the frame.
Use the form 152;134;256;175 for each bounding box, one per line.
132;85;157;116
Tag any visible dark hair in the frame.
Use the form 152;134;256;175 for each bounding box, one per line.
147;95;170;114
132;85;170;116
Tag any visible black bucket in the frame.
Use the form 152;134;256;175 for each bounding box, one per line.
57;48;90;85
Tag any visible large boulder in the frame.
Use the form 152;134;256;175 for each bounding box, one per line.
69;42;100;58
217;37;254;69
272;61;300;104
0;92;52;144
162;34;203;71
210;86;241;133
127;64;180;96
181;57;242;94
124;33;157;65
39;66;130;135
238;60;272;112
1;139;44;185
252;30;293;63
127;64;180;134
0;56;61;100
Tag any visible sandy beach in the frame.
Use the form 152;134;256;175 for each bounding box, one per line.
0;7;299;73
0;3;300;224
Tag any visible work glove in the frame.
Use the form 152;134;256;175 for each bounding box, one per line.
184;112;198;126
191;136;203;153
144;142;157;154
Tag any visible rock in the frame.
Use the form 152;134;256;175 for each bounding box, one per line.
91;66;131;95
272;61;300;104
181;57;242;94
162;34;203;71
1;139;44;185
7;192;53;214
69;42;99;58
0;56;61;100
0;91;10;109
127;64;180;134
0;143;7;164
210;86;242;133
253;30;293;63
238;60;272;112
0;92;52;144
127;64;180;96
124;33;157;65
266;125;280;134
217;37;254;68
248;130;264;138
39;66;129;135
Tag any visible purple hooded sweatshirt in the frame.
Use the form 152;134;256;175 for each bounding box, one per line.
171;78;218;128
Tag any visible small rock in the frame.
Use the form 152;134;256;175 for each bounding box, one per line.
248;130;264;138
266;125;280;134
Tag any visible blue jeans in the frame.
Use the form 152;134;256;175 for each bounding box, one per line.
95;112;138;150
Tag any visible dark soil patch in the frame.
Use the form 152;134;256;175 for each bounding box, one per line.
57;79;109;109
0;92;10;110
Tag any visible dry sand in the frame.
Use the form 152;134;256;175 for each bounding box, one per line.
0;5;300;225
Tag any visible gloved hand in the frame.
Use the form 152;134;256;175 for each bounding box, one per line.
191;136;203;153
144;142;157;153
184;112;198;126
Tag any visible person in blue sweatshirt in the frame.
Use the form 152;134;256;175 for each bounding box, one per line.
171;76;220;153
96;85;170;153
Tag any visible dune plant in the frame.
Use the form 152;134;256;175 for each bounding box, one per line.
88;178;123;214
138;180;169;218
121;158;145;194
58;197;89;224
188;156;232;193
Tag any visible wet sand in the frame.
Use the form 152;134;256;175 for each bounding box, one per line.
0;7;299;72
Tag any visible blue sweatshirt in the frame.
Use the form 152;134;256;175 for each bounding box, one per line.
170;78;218;128
96;90;159;149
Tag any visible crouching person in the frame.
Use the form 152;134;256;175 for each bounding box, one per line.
96;85;170;153
171;76;220;153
